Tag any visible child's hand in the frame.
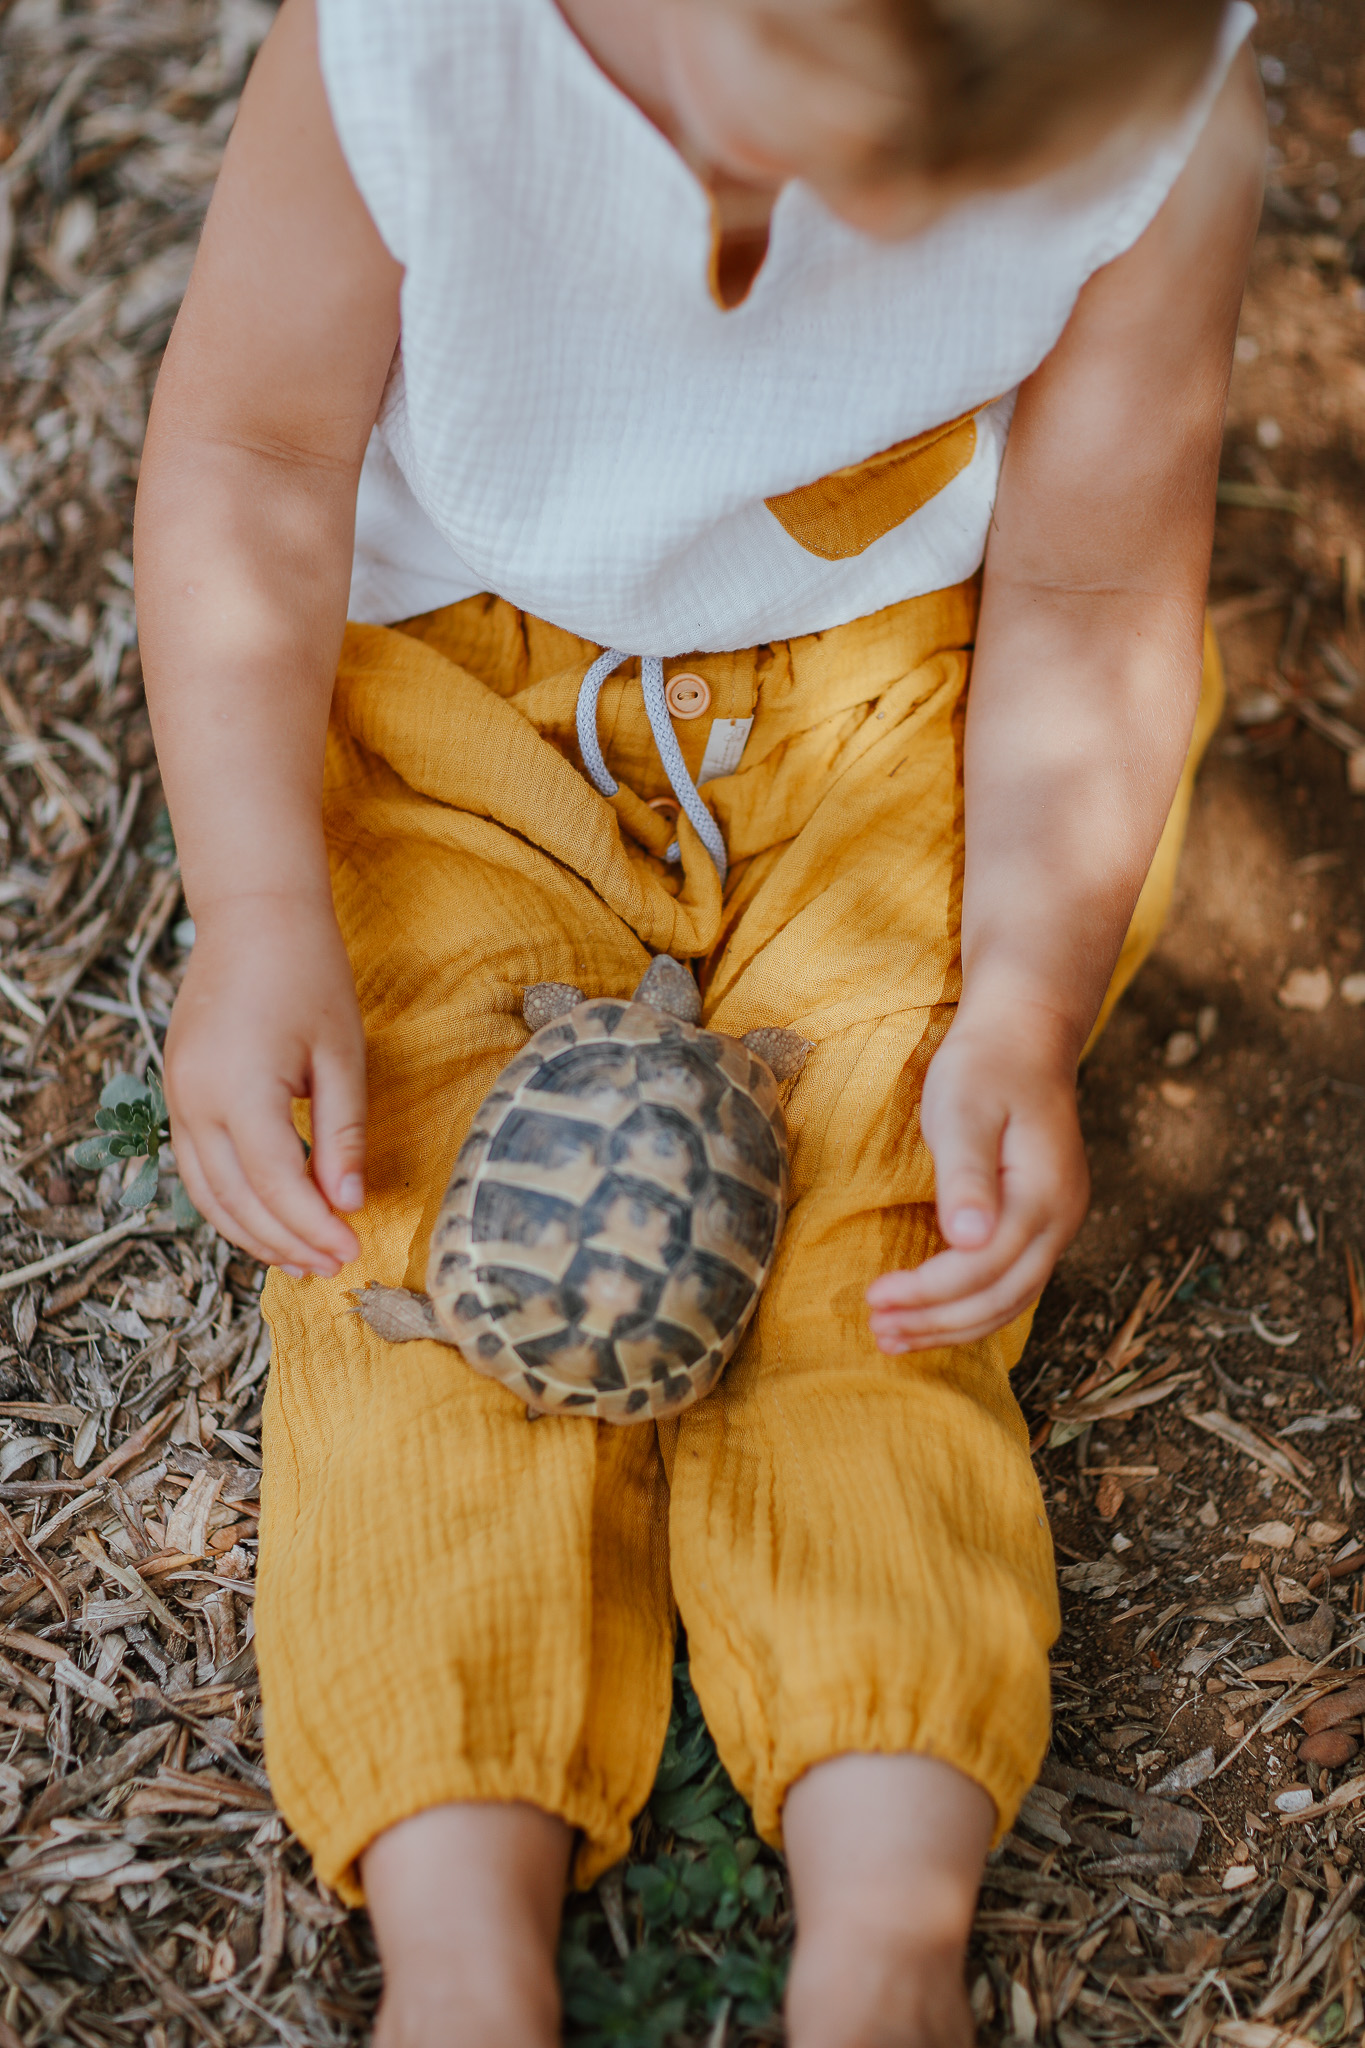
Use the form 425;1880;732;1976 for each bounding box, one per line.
865;1006;1089;1352
164;893;366;1278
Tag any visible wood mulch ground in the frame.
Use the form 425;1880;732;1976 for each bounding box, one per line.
0;0;1361;2043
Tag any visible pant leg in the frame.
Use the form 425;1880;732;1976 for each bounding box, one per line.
256;615;678;1902
669;608;1223;1847
668;623;1058;1848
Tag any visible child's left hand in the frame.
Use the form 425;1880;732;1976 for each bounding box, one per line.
866;43;1264;1357
865;1005;1089;1352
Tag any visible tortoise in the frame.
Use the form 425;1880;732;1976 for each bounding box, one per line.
353;955;811;1422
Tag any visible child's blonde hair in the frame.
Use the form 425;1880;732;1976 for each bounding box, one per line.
885;0;1230;174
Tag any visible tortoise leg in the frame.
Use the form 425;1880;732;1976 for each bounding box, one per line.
743;1026;813;1083
350;1284;453;1345
633;955;701;1023
523;981;585;1030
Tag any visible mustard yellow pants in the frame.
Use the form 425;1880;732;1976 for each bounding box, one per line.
257;580;1223;1903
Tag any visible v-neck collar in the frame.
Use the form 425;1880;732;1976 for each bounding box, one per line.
532;0;798;315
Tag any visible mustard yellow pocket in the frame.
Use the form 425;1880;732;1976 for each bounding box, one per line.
765;409;982;561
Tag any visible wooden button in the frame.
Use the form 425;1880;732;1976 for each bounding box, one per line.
665;671;710;719
648;797;680;822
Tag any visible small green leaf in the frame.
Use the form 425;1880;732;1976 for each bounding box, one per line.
100;1074;149;1111
671;1813;734;1846
716;1940;789;2022
170;1181;200;1230
71;1136;112;1171
649;1778;731;1834
118;1160;160;1210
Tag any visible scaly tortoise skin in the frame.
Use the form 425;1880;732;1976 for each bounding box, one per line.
354;956;811;1421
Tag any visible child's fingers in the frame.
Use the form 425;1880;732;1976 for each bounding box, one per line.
195;1124;346;1275
918;1083;1005;1249
308;1039;367;1214
173;1124;310;1273
205;1103;357;1271
869;1231;1059;1352
866;1197;1040;1313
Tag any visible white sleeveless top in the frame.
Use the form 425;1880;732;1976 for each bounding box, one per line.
319;0;1254;654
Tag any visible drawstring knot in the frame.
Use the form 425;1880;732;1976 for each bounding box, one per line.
575;650;728;880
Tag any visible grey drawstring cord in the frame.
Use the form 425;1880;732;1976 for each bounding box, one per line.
575;650;728;880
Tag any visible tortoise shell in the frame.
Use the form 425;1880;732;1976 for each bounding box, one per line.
426;997;790;1421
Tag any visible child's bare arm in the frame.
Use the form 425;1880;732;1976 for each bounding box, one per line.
135;0;400;1274
868;45;1265;1352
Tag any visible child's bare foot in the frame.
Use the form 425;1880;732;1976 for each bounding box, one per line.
782;1754;994;2048
362;1801;572;2048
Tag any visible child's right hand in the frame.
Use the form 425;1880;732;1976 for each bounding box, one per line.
133;0;399;1281
165;892;367;1278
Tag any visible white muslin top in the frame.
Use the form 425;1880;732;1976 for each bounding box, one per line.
318;0;1255;654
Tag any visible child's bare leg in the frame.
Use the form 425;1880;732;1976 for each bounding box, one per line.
362;1802;573;2048
782;1754;994;2048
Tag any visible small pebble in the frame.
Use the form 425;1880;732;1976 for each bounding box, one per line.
1235;687;1287;727
1301;1680;1365;1736
1256;417;1283;450
1341;972;1365;1007
1298;1728;1360;1769
1274;1786;1314;1814
1222;1865;1257;1891
1164;1029;1199;1068
1277;967;1333;1012
1265;1213;1298;1254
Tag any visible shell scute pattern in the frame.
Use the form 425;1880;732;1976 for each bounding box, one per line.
428;997;791;1421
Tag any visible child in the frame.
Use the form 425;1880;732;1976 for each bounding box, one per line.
134;0;1263;2039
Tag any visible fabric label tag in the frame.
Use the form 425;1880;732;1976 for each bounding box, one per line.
697;716;754;786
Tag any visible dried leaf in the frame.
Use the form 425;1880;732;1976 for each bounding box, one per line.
1037;1762;1202;1874
1187;1410;1311;1493
22;1722;171;1832
162;1466;222;1557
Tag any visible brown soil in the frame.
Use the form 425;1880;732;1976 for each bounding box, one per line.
1003;3;1365;2035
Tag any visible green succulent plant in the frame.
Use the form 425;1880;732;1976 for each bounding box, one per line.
72;1073;196;1224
